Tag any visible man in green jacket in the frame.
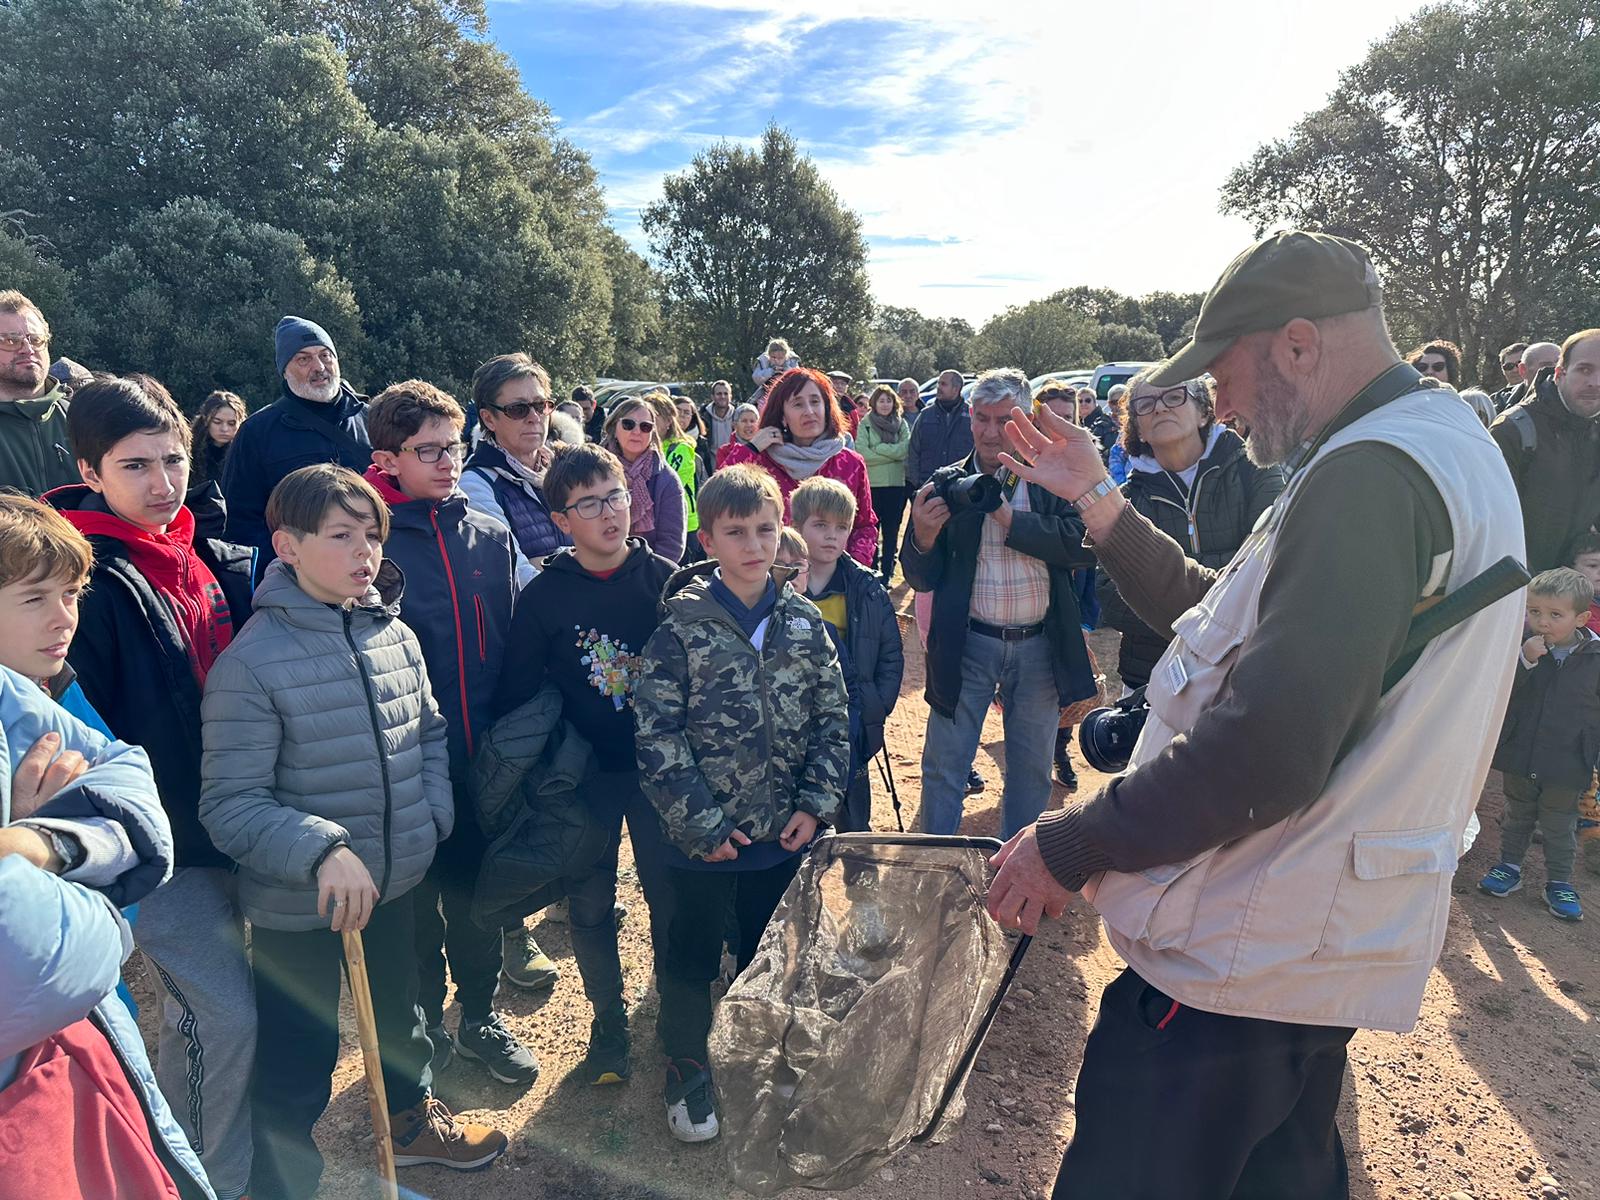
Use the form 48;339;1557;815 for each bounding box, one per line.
0;291;77;497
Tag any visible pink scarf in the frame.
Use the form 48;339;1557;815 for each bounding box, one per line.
623;447;660;533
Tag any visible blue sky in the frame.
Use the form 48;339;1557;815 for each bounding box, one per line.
490;0;1423;326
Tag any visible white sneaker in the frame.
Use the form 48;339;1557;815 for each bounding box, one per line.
664;1058;720;1143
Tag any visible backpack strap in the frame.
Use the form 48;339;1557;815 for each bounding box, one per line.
1505;406;1537;453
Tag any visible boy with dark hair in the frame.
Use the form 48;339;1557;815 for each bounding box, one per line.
493;441;678;1086
1480;567;1600;921
1571;532;1600;635
790;476;904;832
363;380;537;1085
200;464;506;1200
635;464;850;1143
50;374;259;1200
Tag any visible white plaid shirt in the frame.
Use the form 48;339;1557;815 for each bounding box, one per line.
968;478;1049;627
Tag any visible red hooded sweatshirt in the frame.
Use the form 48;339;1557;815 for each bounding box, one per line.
60;499;234;684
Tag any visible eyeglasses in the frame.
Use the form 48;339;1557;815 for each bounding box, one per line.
618;417;654;434
487;399;551;420
401;442;467;464
0;332;49;353
1501;360;1521;372
560;488;631;519
1130;388;1191;416
1418;359;1449;375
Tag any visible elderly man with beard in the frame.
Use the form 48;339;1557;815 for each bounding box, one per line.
985;232;1525;1199
0;291;79;496
222;316;371;572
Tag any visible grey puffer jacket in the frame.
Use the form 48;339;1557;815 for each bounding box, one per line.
199;560;452;931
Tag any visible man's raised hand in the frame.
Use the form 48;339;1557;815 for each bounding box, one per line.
1000;405;1109;504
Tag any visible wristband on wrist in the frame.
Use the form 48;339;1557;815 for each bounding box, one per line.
1072;476;1118;513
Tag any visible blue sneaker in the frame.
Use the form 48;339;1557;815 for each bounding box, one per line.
1478;862;1522;896
1546;881;1583;921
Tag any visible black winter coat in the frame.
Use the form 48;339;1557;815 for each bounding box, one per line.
221;383;371;570
57;503;256;869
1494;633;1600;790
1099;428;1285;689
469;684;611;928
812;554;905;758
368;476;519;783
1490;370;1600;574
900;454;1097;719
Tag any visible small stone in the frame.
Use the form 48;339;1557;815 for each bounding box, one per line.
1013;987;1036;1001
1518;1166;1536;1182
984;1122;1004;1134
909;1154;922;1165
878;1168;896;1184
977;1165;1010;1185
1444;1192;1472;1200
1538;1176;1560;1189
1454;1141;1466;1156
975;1058;992;1074
1543;1188;1562;1200
998;1095;1019;1108
1559;979;1586;995
1574;1054;1598;1072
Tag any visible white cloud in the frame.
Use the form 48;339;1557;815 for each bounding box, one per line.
532;0;1424;324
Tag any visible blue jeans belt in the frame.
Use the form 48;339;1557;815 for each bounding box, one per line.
968;618;1045;642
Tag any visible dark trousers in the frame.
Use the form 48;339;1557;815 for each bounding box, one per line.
871;485;907;578
1055;969;1354;1200
566;771;677;1012
656;855;801;1063
1501;771;1582;881
249;899;432;1200
414;795;501;1024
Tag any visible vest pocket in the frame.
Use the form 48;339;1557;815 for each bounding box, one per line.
1146;605;1246;738
1314;826;1456;966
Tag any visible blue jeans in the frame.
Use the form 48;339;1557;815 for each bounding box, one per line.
920;627;1059;840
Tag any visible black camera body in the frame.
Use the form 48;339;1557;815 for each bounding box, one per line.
1078;687;1150;774
928;464;1003;516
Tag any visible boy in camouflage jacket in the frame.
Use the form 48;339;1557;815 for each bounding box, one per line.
634;464;849;1145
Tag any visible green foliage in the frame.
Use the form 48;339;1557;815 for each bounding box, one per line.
643;125;873;382
80;198;361;407
1220;0;1600;383
0;0;634;403
1093;322;1165;364
0;221;88;351
972;301;1100;377
871;306;975;380
602;230;672;380
1048;286;1202;354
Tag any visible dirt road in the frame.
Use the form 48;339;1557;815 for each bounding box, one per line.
131;599;1600;1199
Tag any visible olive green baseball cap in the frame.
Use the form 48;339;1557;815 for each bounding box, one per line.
1149;231;1383;387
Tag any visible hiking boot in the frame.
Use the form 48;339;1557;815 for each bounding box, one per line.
1546;881;1583;922
391;1096;508;1171
1054;754;1078;791
965;768;985;795
664;1058;719;1143
455;1013;540;1086
583;1003;631;1085
424;1021;455;1077
501;927;560;991
1478;862;1523;897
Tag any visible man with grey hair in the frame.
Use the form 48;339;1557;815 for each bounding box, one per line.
986;231;1523;1197
897;377;922;427
901;367;1097;840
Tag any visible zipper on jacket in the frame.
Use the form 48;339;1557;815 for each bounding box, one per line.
432;507;475;758
474;595;488;663
343;609;395;900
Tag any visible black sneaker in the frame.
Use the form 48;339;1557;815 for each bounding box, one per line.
424;1021;455;1077
1054;754;1078;791
455;1013;539;1086
965;768;985;795
664;1058;719;1143
583;1003;631;1085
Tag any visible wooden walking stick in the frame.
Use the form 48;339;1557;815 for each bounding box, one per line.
342;929;400;1200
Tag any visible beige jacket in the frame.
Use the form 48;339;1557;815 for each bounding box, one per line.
1085;389;1524;1032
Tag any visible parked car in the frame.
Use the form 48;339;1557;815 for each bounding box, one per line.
1029;369;1094;395
1091;361;1153;400
917;373;977;406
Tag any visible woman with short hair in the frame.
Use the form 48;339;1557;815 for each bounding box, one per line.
856;384;909;581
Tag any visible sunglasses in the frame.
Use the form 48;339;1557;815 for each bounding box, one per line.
487;399;551;420
1501;361;1521;371
619;417;655;434
0;332;49;352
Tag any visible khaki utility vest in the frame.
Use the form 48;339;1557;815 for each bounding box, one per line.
1083;388;1525;1032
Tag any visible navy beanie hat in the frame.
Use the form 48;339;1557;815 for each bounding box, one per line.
274;315;336;377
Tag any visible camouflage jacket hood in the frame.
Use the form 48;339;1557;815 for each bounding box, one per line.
634;561;850;860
